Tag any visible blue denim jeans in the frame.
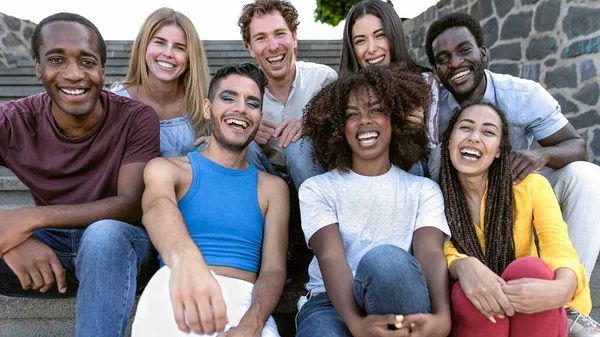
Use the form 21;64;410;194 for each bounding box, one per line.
0;220;158;337
296;245;431;337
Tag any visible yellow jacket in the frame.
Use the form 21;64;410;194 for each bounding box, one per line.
444;173;591;314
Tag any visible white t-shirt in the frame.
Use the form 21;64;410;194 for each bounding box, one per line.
299;166;451;295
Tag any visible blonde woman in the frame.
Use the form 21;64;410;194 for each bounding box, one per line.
113;7;210;157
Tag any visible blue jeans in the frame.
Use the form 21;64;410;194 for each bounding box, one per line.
296;245;431;337
0;220;158;337
247;138;325;191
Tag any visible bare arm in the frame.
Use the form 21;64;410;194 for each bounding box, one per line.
142;158;227;335
0;161;149;255
402;227;451;337
511;123;587;184
227;177;290;336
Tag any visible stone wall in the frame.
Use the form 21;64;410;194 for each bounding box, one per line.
0;13;35;68
404;0;600;165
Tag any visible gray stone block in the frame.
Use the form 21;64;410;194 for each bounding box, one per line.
553;93;580;114
4;16;21;31
521;0;540;4
3;32;24;48
526;37;558;60
23;26;34;41
580;60;597;82
563;7;600;39
489;63;520;77
494;0;514;18
570;110;600;130
490;42;522;61
545;64;577;89
573;83;600;106
501;11;533;40
454;0;470;8
593;129;600;158
534;0;561;32
545;58;557;67
562;36;600;58
470;0;494;21
521;63;540;81
483;18;499;47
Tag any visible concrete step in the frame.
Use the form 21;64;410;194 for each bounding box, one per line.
0;174;34;207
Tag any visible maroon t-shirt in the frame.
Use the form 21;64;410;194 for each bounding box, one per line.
0;90;160;206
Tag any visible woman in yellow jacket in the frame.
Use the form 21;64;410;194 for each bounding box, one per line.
439;102;591;337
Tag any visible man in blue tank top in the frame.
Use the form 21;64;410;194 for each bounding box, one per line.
131;63;290;337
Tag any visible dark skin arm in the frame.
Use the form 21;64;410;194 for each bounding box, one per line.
0;161;148;294
401;227;451;337
0;161;148;255
511;123;587;185
310;225;407;337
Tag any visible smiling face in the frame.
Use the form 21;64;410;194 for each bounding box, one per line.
245;11;297;83
344;87;392;168
432;26;487;103
449;104;502;177
35;21;105;118
351;14;391;68
204;74;263;152
145;24;189;84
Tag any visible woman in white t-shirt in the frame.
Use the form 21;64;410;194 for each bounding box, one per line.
296;64;451;337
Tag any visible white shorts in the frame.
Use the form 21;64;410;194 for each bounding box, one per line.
132;266;280;337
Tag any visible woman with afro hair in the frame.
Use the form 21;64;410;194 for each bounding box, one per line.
295;64;451;337
440;102;591;337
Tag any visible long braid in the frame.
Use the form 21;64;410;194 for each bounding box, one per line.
440;102;516;275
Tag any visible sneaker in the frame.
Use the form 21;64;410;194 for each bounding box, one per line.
567;307;600;336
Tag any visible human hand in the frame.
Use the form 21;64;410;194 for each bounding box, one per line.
455;257;514;321
401;313;451;337
510;150;546;185
350;314;410;337
3;237;67;293
0;208;37;256
407;107;425;126
272;118;302;148
254;120;277;145
502;278;568;314
169;261;228;335
193;136;210;147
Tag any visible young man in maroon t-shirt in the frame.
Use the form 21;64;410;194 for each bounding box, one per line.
0;13;159;337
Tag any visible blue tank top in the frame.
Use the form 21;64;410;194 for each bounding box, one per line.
167;152;264;273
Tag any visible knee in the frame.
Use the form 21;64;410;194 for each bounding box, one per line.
556;162;600;191
79;220;133;256
501;257;553;281
357;245;418;281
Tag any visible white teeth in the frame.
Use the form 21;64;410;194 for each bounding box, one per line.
61;88;85;95
367;56;385;64
460;148;482;157
358;131;378;140
225;118;248;129
451;70;470;81
157;61;174;69
267;55;284;62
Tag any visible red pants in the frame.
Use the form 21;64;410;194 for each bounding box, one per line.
450;257;567;337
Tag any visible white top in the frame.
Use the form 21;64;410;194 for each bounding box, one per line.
299;166;451;295
262;61;337;166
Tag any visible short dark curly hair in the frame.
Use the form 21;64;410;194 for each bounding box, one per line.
303;64;430;172
31;12;106;67
238;0;299;45
425;12;484;67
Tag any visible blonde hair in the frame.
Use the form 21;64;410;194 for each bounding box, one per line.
123;7;210;136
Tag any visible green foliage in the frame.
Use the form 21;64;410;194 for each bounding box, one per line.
314;0;394;27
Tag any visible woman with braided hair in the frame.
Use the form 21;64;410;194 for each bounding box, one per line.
440;102;591;337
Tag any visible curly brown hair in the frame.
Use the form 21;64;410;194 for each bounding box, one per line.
238;0;299;45
303;64;431;172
